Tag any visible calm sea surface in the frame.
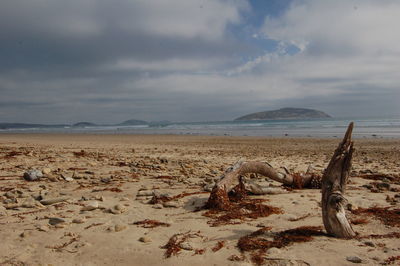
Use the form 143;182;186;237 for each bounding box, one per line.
2;117;400;138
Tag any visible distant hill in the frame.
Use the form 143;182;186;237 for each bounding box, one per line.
72;122;97;127
0;123;68;129
235;108;331;121
117;119;148;126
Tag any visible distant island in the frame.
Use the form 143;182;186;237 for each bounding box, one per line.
235;108;331;121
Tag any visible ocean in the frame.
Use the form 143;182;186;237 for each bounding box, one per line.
1;117;400;138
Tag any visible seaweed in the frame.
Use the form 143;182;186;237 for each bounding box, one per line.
211;241;226;252
237;226;325;265
133;219;170;228
383;255;400;265
161;231;203;258
350;218;369;225
203;183;282;226
358;232;400;239
352;207;400;227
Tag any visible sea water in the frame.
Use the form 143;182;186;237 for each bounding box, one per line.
2;117;400;138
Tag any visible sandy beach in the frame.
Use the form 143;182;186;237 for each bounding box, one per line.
0;134;399;266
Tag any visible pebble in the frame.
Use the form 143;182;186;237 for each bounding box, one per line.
346;256;362;263
23;169;43;181
110;204;127;214
40;197;69;205
283;214;298;221
139;236;152;243
72;218;86;224
363;241;375;247
114;224;127;232
152;204;163;209
266;247;281;255
179;242;193;250
136;191;154;197
42;168;51;175
48;217;66;226
81;201;99;211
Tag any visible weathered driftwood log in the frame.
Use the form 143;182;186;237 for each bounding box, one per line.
321;122;355;238
206;159;320;210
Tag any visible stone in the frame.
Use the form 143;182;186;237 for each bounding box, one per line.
48;217;66;226
81;201;99;211
110;204;126;214
266;247;281;255
114;224;127;232
363;241;375;247
139;236;152;243
179;242;193;250
23;169;43;181
72;218;86;224
283;214;298;221
376;182;390;191
40;197;69;205
42;168;51;175
152;204;163;209
346;256;362;263
136;191;154;197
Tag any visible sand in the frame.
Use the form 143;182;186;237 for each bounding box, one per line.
0;134;399;266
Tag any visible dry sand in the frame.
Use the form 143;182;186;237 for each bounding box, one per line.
0;134;399;266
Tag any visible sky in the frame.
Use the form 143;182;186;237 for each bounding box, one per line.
0;0;399;124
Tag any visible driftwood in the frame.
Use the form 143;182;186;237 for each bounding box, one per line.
321;122;355;238
206;122;356;239
206;160;320;210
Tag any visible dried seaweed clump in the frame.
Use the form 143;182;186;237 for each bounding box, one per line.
383;255;400;265
161;231;203;258
352;207;400;227
350;218;369;225
237;226;325;265
133;219;170;228
291;173;322;189
211;241;225;252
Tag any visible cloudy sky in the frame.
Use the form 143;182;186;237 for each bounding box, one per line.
1;0;399;124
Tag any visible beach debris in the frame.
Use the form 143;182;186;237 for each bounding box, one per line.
203;181;282;226
109;204;126;214
346;256;362;263
352;207;400;227
237;226;325;265
23;169;43;181
133;219;170;228
383;256;400;265
72;218;86;224
211;241;225;252
162;231;204;258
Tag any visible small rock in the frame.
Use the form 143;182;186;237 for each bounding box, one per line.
266;247;281;255
139;236;152;243
48;217;65;226
110;204;127;214
376;182;390;191
42;168;51;175
81;201;99;211
114;224;127;232
72;218;86;224
283;214;298;221
40;197;69;205
152;204;163;209
23;169;43;181
136;191;154;197
346;256;362;263
20;231;31;238
179;242;193;250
